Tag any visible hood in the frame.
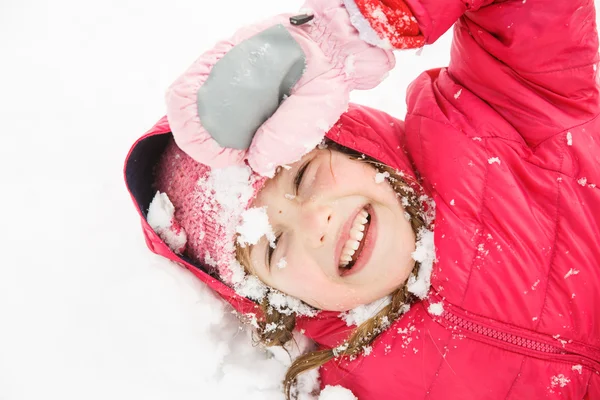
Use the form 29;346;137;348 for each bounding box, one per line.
124;103;418;349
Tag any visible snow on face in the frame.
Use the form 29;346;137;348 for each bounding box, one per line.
236;207;276;248
246;148;424;312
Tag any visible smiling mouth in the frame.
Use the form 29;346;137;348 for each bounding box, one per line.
339;207;371;272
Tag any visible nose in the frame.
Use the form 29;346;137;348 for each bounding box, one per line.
298;200;333;248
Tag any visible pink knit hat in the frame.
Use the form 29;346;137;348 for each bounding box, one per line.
151;139;267;285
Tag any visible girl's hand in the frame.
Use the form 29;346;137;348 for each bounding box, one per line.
165;0;397;177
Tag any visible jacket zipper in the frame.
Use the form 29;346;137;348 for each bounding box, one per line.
443;311;565;354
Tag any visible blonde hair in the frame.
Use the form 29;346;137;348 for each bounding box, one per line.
235;142;427;399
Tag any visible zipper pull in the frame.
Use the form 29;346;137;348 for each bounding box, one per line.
290;14;315;26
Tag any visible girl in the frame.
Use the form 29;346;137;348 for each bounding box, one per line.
124;0;600;398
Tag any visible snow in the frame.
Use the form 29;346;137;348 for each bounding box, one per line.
147;192;188;253
235;275;268;302
318;385;358;400
550;374;571;388
375;171;391;183
407;228;437;299
488;157;501;165
277;257;288;269
0;0;455;398
236;207;276;247
567;131;573;145
564;268;580;279
428;302;444;316
267;291;317;317
340;295;392;326
572;364;583;374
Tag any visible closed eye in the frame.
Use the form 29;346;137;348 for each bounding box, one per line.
266;233;281;270
294;161;310;195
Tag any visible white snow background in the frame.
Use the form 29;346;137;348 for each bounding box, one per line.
1;1;592;399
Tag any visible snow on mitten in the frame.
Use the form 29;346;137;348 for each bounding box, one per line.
343;0;425;49
165;0;395;177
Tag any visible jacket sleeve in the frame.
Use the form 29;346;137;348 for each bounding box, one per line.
412;0;600;148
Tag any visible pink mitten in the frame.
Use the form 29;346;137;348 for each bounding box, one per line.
165;0;395;177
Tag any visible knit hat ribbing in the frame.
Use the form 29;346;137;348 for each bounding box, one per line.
153;138;267;283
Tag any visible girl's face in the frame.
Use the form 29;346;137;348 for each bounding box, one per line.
248;148;416;312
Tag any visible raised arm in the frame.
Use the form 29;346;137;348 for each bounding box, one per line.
349;0;600;147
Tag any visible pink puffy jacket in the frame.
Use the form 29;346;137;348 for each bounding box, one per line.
125;0;600;398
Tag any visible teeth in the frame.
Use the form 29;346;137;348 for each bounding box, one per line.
351;229;364;241
341;255;353;263
339;209;370;267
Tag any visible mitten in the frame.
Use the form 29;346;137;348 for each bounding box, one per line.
165;0;396;177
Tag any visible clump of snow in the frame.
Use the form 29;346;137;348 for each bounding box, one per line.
488;157;501;165
577;177;587;186
450;199;455;206
318;385;357;400
236;207;276;248
235;275;268;302
147;192;187;253
375;171;390;183
277;257;287;269
550;374;570;388
454;89;462;99
564;268;580;279
285;193;297;200
407;228;436;299
566;132;573;146
268;290;317;317
227;259;246;286
428;301;444;316
234;275;317;317
572;365;582;374
340;295;392;326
